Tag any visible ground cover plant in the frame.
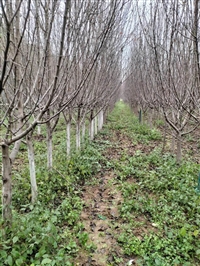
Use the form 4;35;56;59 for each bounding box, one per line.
1;101;200;266
107;102;200;265
117;151;200;265
0;118;104;265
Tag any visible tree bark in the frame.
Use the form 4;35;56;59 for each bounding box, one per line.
89;118;94;140
171;133;176;155
66;119;71;156
82;120;86;143
98;110;104;130
2;144;12;224
63;111;71;156
76;118;81;150
138;108;142;124
46;122;53;170
37;124;41;136
26;134;37;204
9;139;22;163
176;132;182;164
94;115;98;135
148;109;153;129
161;120;167;154
89;111;94;140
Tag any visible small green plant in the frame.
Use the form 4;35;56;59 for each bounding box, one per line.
155;119;165;127
104;102;200;265
0;126;104;265
116;149;200;265
0;207;78;265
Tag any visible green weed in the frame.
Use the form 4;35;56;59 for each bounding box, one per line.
106;102;200;265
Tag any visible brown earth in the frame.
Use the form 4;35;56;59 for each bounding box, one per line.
74;131;130;265
75;171;124;265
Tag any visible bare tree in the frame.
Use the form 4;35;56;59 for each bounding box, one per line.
0;0;130;223
125;0;200;163
0;0;71;222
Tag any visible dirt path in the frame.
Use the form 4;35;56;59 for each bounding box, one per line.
74;131;134;266
78;172;122;265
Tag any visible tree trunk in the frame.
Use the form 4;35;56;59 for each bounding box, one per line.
63;111;71;157
26;134;37;204
138;108;142;124
103;108;108;124
9;139;22;163
89;111;94;140
89;118;94;140
94;115;98;135
37;124;41;136
176;132;182;164
98;111;101;131
148;109;153;128
46;122;53;169
171;133;176;155
82;120;86;143
66;119;71;156
98;110;104;130
101;110;104;129
2;144;12;224
76;119;81;150
161;120;167;154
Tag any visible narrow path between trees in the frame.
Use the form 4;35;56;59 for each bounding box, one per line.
74;129;139;265
74;105;164;266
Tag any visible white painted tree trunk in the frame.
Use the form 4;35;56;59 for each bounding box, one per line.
37;124;41;136
9;139;22;163
101;110;104;128
46;123;53;169
94;115;98;135
82;121;86;143
2;144;12;223
66;120;71;156
98;110;104;131
10;110;23;163
98;112;101;130
26;134;37;204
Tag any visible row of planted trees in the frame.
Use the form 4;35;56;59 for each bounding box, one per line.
0;0;130;223
124;0;200;163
